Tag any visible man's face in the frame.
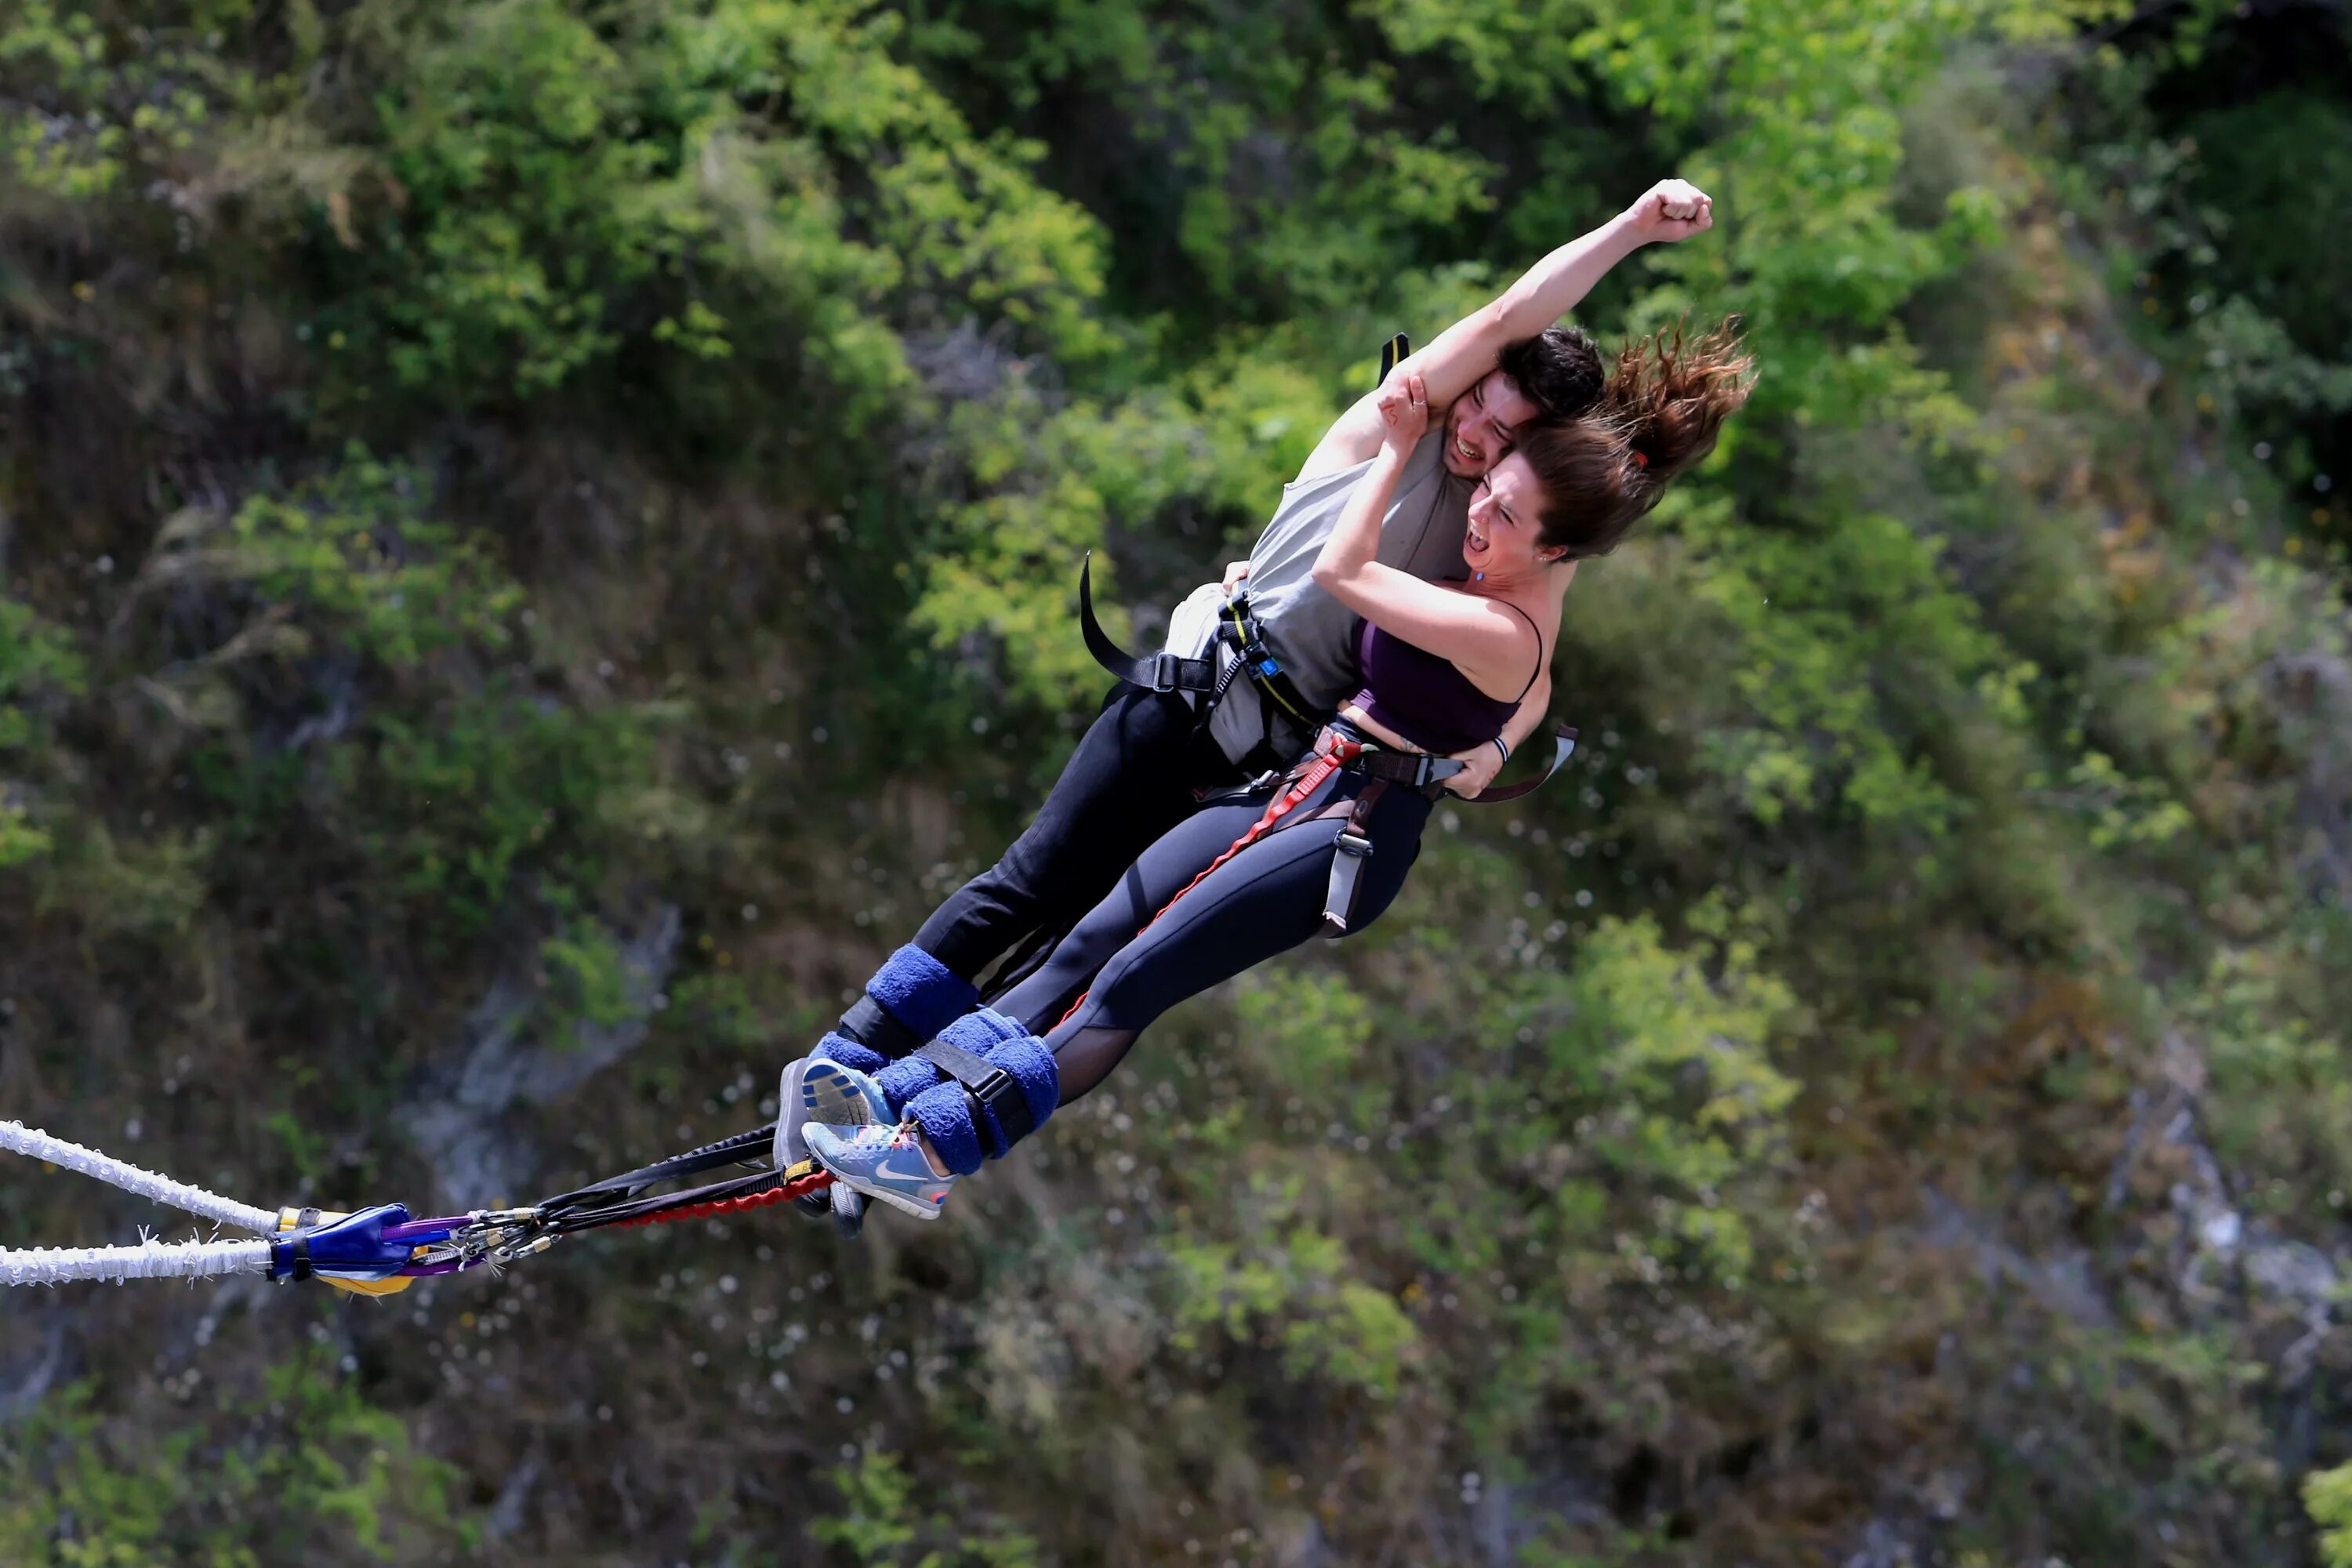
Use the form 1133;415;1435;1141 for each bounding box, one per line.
1441;369;1539;478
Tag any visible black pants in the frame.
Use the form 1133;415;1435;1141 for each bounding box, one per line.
992;768;1430;1102
913;683;1246;1010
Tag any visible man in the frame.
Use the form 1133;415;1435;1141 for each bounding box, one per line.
782;180;1717;1203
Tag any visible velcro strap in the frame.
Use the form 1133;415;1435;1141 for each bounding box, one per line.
915;1037;1035;1145
839;995;924;1060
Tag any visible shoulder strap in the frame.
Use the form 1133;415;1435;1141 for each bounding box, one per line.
1494;599;1547;702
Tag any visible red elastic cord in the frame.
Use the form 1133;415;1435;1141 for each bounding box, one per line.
610;1170;832;1230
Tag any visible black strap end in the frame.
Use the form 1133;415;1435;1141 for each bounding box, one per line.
840;994;924;1059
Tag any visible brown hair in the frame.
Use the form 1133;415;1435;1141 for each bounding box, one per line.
1517;318;1755;561
1497;325;1605;422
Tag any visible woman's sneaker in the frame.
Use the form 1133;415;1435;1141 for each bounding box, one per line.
806;1122;958;1221
775;1057;892;1170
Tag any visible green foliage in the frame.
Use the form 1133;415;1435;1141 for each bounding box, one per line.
811;1450;1040;1568
0;1;2347;1564
1165;1216;1422;1399
0;597;81;868
221;455;521;667
355;688;654;936
2309;1461;2352;1568
0;1352;470;1565
2185;92;2352;357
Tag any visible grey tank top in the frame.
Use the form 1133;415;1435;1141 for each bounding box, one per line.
1243;427;1472;708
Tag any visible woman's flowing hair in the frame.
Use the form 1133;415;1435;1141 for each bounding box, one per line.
1519;318;1755;560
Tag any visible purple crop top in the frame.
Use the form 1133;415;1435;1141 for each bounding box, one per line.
1345;602;1544;756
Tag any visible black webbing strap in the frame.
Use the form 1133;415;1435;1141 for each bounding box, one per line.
915;1036;1036;1145
546;1168;785;1236
1330;722;1576;804
1347;748;1466;793
274;1206;324;1284
1462;723;1578;804
1380;332;1410;381
534;1125;775;1219
1080;554;1219;695
838;994;923;1059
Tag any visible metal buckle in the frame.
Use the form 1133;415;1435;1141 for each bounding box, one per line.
967;1065;1016;1111
1334;829;1373;858
1417;755;1466;789
1146;652;1183;693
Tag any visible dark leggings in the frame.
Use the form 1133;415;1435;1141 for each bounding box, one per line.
993;770;1432;1104
913;683;1244;1007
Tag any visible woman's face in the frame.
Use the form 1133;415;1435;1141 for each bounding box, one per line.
1464;451;1560;579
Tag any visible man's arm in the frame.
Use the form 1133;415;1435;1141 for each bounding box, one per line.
1296;179;1714;484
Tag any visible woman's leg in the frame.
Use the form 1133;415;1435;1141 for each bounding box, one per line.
989;789;1279;1036
1000;776;1430;1104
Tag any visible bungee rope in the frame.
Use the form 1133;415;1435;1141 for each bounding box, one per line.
2;1236;276;1288
2;1114;836;1290
1;1118;279;1233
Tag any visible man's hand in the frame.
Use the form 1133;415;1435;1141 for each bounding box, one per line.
1442;739;1506;797
1221;559;1250;595
1623;178;1713;244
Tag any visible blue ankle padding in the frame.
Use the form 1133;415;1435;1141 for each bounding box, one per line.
812;1030;889;1078
897;1009;1059;1171
866;944;976;1040
872;1005;1020;1114
974;1031;1058;1158
906;1084;985;1175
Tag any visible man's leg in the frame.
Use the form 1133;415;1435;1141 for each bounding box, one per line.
912;682;1239;982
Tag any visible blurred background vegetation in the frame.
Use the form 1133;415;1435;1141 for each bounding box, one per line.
2;0;2350;1563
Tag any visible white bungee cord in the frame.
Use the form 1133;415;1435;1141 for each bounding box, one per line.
2;1118;279;1287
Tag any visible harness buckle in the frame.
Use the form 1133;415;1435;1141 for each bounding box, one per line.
1145;651;1185;693
1415;755;1466;789
1334;828;1373;859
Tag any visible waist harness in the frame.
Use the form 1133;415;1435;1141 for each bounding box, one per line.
1079;556;1322;771
1055;718;1582;1036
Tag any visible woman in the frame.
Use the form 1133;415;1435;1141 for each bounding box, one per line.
805;323;1755;1219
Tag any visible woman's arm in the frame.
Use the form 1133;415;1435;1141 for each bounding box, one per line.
1297;179;1713;483
1310;376;1536;695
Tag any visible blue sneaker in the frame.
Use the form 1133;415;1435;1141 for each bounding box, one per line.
775;1057;891;1170
806;1121;957;1221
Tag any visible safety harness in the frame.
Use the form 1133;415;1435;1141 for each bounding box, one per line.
1079;557;1321;776
1079;332;1419;773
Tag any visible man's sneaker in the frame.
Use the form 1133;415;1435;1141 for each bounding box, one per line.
775;1057;891;1171
806;1121;958;1221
